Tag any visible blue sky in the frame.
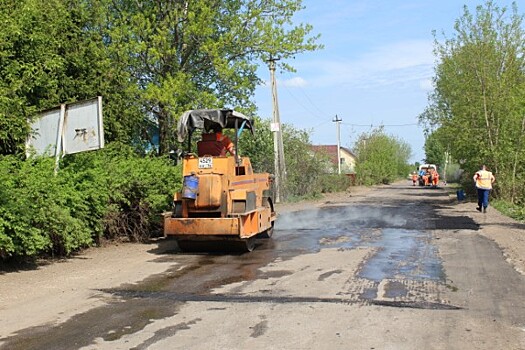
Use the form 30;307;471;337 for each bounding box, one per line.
253;0;518;163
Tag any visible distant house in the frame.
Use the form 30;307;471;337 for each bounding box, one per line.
311;145;357;174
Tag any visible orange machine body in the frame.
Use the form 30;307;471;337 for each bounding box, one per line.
164;154;276;241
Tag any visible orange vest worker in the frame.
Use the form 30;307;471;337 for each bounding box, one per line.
432;170;439;186
216;132;235;156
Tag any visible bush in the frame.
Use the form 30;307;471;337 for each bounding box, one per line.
0;143;181;261
0;156;92;259
61;143;182;243
318;174;352;193
492;199;525;222
239;118;349;200
354;128;412;186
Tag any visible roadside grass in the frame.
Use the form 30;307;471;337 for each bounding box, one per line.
492;200;525;223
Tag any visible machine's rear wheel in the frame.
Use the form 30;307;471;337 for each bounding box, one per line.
242;237;256;252
258;222;274;239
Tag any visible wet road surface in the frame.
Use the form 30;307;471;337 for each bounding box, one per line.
2;184;524;349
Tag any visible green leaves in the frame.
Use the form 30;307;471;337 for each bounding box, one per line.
102;0;321;154
354;128;412;186
0;0;320;155
421;0;525;203
0;144;181;261
238;117;348;199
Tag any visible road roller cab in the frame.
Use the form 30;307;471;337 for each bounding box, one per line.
164;109;276;252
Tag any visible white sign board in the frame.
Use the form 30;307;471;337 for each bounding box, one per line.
26;107;62;157
26;97;104;158
63;98;104;154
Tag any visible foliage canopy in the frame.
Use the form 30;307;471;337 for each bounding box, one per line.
353;127;412;186
420;0;525;203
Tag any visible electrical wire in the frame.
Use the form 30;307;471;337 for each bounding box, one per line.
341;122;419;127
281;83;326;122
274;72;421;130
283;71;326;118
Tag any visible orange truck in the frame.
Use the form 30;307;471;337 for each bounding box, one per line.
164;109;276;252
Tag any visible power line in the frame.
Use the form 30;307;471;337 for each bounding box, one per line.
312;120;332;128
281;84;326;121
341;122;419;127
283;71;326;117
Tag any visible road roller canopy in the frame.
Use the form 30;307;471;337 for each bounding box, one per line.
177;109;254;143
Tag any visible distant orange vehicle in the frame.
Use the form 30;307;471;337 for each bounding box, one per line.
164;109;276;252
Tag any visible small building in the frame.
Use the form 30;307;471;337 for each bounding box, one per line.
311;145;357;174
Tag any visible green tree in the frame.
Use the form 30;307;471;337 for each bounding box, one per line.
420;1;525;203
424;129;447;167
237;117;275;174
354;128;412;185
104;0;321;154
0;0;144;155
238;118;346;199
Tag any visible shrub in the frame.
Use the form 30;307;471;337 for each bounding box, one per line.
61;143;182;243
0;156;92;259
0;143;181;261
319;174;352;193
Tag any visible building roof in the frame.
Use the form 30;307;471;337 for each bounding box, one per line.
311;145;356;166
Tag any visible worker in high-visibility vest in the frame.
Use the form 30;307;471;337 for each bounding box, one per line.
431;169;439;187
473;165;495;213
423;171;430;186
411;172;418;186
210;126;235;156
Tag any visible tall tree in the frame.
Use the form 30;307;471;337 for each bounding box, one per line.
0;0;143;155
420;1;525;202
1;1;319;155
423;129;447;167
0;0;69;154
104;0;321;154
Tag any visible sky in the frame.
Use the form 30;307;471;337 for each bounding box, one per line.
253;0;518;163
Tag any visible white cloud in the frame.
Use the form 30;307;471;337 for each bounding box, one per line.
279;77;308;88
299;39;435;89
419;78;434;91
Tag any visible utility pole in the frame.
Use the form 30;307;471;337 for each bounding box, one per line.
333;114;342;174
268;57;287;203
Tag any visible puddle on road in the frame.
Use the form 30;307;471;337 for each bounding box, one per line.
0;241;282;350
358;228;444;282
275;206;444;282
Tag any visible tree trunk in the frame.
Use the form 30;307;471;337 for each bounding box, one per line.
510;114;525;203
157;104;170;155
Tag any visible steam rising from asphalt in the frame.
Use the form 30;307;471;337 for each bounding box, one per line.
276;206;407;231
